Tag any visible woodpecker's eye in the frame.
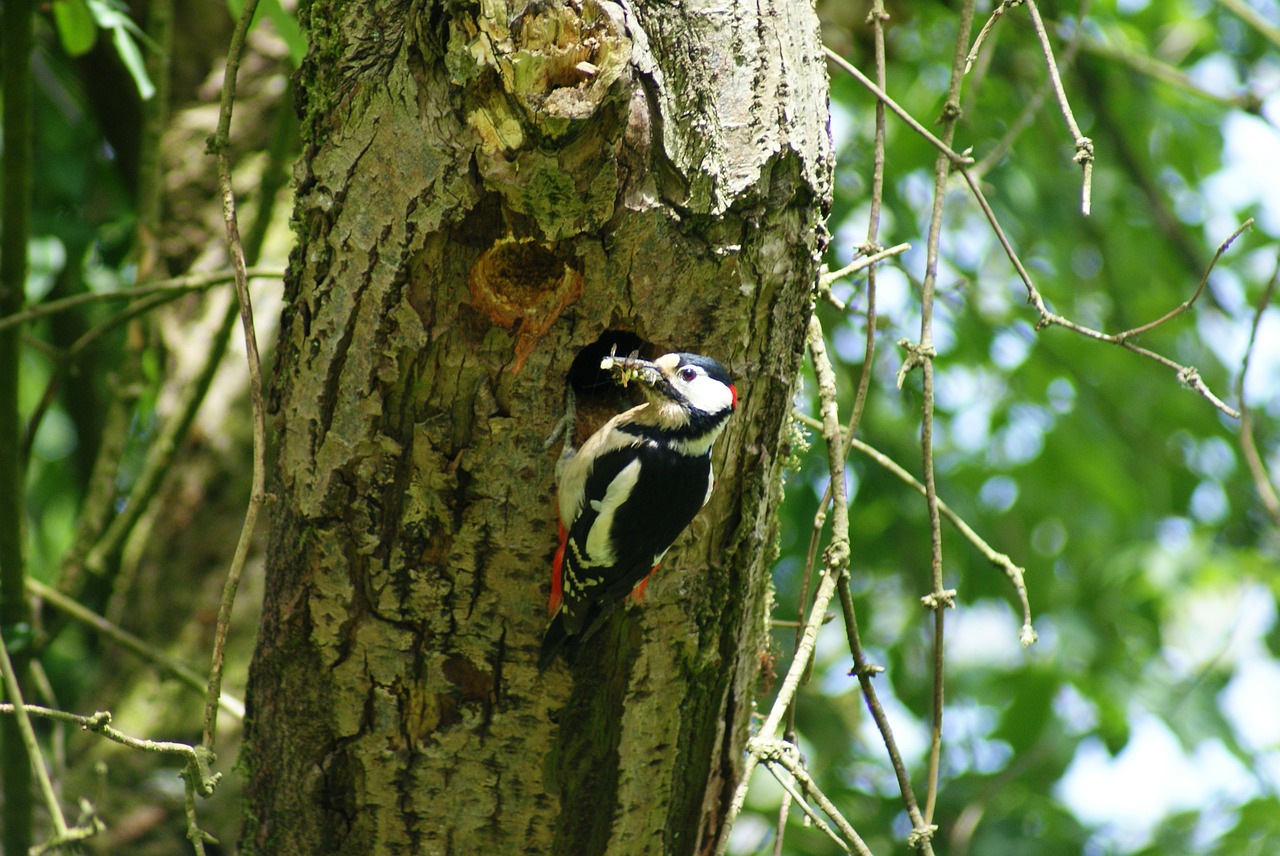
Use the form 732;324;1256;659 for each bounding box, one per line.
679;367;699;382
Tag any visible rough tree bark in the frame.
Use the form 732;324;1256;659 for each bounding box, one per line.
243;1;830;854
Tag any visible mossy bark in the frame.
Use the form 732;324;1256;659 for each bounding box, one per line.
243;1;831;853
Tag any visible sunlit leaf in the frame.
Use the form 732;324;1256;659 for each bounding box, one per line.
52;0;98;56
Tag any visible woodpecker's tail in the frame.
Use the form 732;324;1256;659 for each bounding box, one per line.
538;613;571;671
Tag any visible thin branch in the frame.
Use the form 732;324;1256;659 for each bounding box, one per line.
823;48;975;169
180;761;218;855
0;697;223;854
966;0;1021;74
1237;250;1280;524
27;659;67;798
23;291;172;457
0;621;71;843
967;0;1090;182
201;0;268;756
0;267;283;333
718;316;869;856
1079;35;1261;112
753;739;874;856
852;433;1036;644
756;756;853;853
772;779;793;856
1115;219;1252;341
777;11;904;827
1217;0;1280;50
846;0;890;475
954;168;1242;418
1024;0;1093;214
821;243;911;289
769;319;854;748
28;579;245;719
795;411;1039;645
814;316;937;853
908;0;977;826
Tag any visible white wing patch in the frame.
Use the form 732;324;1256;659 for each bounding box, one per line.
557;407;646;527
583;458;642;568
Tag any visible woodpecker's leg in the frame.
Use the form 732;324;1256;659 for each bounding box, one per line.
627;565;660;603
542;386;578;482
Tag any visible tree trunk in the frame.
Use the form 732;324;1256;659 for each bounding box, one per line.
243;1;830;853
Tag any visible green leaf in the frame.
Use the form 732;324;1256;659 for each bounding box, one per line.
52;0;98;56
108;22;155;100
87;0;156;100
263;0;306;67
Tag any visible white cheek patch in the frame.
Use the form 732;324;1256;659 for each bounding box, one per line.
584;458;642;566
683;375;735;414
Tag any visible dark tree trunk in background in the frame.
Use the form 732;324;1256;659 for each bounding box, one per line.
243;1;830;853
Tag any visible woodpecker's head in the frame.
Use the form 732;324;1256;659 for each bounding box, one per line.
603;351;737;449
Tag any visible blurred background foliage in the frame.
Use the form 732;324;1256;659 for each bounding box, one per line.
735;1;1280;854
10;0;295;850
6;0;1279;853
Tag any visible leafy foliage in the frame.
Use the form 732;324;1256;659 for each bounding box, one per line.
6;0;1279;853
739;1;1280;854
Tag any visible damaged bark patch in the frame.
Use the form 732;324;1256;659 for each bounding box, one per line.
503;0;631;129
468;238;584;372
452;0;633;152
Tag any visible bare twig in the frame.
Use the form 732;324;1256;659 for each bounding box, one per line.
28;579;245;720
719;316;875;856
821;243;911;289
829;42;1242;421
823;48;975;168
0;624;72;845
847;0;890;473
752;738;869;855
1079;35;1259;112
772;781;793;856
1217;0;1280;50
1116;220;1252;341
966;0;1021;74
968;0;1090;181
2;0;38;849
0;703;217;764
1237;251;1280;524
779;17;900;816
906;0;977;826
0;267;283;333
23;291;170;457
794;412;1039;645
756;758;853;853
813;316;937;853
954;169;1242;418
0;697;222;854
63;300;233;589
202;0;268;754
852;431;1035;644
1024;0;1094;214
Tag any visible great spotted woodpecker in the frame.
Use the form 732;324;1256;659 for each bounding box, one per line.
539;351;738;669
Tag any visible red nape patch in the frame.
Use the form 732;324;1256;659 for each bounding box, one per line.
549;522;567;616
628;565;660;603
730;385;739;409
